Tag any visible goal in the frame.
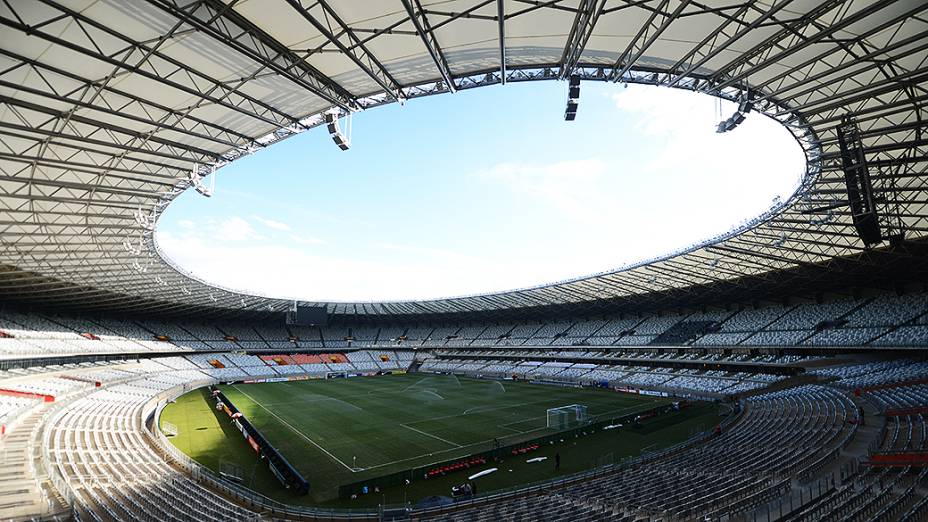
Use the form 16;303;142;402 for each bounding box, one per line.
546;404;588;430
162;421;178;437
219;458;245;484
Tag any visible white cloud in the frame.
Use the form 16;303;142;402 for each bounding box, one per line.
289;234;325;246
476;158;624;227
215;216;264;242
253;215;292;231
372;241;475;262
611;84;726;137
156;229;549;301
611;84;805;223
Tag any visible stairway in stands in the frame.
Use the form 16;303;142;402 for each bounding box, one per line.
407;357;425;373
650;320;718;345
745;392;886;522
0;407;67;520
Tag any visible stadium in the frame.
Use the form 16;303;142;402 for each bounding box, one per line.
1;0;927;521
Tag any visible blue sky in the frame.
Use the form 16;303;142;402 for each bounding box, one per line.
156;82;806;301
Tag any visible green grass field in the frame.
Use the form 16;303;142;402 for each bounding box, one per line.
161;374;723;507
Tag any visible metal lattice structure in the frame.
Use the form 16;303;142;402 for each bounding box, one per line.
1;0;926;321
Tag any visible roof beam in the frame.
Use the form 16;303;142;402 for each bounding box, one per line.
0;192;152;209
663;1;758;87
608;0;691;82
764;36;928;107
0;119;200;167
0;95;222;162
146;0;357;112
3;0;302;130
498;0;507;84
0;174;163;199
0;78;237;153
0;49;252;150
0;218;138;228
700;0;846;89
808;92;928;128
282;0;404;102
0;152;178;185
755;20;928;102
706;0;906;93
0;128;187;178
400;0;458;92
559;0;608;78
783;70;928;119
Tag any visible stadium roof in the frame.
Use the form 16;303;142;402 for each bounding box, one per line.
1;0;926;320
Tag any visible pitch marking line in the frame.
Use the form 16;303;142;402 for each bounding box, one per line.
400;424;462;448
496;424;527;434
416;390;445;400
360;403;658;472
229;380;659;473
260;396;365;411
402;377;429;391
499;417;542;429
231;385;358;473
358;425;552;472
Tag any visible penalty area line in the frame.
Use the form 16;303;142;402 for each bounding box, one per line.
231;385;358;473
400;424;462;448
496;424;526;434
359;425;552;472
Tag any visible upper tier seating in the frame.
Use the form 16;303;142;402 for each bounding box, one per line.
1;291;925;362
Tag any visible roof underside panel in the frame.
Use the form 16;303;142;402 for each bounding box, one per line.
0;0;925;319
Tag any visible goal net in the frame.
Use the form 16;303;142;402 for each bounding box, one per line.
162;421;178;437
219;459;244;484
546;404;588;430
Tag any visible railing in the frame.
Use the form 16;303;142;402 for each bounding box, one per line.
40;393;82;510
0;351;188;371
2;394;45;439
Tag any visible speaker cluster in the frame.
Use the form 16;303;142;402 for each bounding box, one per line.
564;74;581;121
325;112;351;150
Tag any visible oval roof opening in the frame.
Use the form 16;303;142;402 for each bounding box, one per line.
155;81;806;302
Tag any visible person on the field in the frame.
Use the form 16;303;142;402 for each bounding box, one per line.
555;452;560;471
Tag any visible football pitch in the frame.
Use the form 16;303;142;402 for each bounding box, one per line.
161;373;722;506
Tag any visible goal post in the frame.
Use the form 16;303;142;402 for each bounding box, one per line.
162;421;178;437
546;404;588;430
219;458;245;484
